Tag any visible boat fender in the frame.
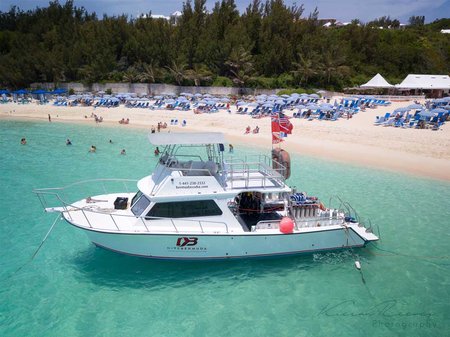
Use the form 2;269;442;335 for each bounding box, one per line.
279;217;294;234
272;148;291;179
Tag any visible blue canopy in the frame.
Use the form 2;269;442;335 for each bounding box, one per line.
0;89;10;94
13;89;29;94
52;88;67;94
32;89;48;95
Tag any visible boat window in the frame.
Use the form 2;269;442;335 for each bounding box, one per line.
146;200;222;218
131;191;143;207
131;194;151;216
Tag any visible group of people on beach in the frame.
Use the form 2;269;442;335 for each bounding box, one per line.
245;125;259;134
119;118;129;124
151;122;168;133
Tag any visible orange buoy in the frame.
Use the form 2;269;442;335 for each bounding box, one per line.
279;217;294;233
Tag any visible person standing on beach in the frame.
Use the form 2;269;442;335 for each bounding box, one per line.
229;144;234;153
48;114;51;122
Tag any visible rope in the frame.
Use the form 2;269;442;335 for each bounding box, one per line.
6;214;61;279
367;243;450;261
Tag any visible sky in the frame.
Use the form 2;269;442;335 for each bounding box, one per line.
0;0;449;23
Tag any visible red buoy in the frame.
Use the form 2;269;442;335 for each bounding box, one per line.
279;217;294;233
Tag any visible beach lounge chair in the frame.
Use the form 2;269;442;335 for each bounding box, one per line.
382;118;395;127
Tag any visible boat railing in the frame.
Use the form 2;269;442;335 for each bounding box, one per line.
327;195;379;234
33;179;230;234
224;155;286;189
33;178;138;212
253;211;346;231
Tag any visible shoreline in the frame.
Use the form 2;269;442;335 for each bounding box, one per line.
2;99;450;182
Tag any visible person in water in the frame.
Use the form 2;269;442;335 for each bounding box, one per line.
120;149;126;155
89;145;96;152
21;137;27;145
154;147;160;156
66;139;72;145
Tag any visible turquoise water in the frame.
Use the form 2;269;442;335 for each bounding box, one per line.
1;120;449;337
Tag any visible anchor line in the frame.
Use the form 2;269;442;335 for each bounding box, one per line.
6;214;61;279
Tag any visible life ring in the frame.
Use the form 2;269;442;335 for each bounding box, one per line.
272;148;291;179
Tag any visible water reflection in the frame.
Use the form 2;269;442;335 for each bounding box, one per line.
69;245;374;290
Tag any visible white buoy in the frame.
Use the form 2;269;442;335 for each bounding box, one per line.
354;261;361;270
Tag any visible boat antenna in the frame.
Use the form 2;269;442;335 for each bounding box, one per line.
5;214;61;279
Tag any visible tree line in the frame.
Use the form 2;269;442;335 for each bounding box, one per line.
0;0;449;90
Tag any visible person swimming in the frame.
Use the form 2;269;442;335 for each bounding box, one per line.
66;139;72;145
89;145;96;152
120;149;126;155
21;137;27;145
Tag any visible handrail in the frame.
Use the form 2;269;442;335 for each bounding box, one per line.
33;178;230;234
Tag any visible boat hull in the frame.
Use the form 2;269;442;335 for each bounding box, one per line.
73;224;374;260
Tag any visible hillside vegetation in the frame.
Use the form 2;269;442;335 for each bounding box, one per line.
0;0;449;90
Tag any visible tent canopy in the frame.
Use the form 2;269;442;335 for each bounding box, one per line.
360;73;393;88
395;74;450;89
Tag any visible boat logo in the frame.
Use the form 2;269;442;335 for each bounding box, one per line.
176;237;198;247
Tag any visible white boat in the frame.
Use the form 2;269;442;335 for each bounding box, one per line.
34;132;379;260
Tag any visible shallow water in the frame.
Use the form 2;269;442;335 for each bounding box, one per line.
1;120;449;336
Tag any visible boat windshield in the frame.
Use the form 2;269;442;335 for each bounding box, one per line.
131;193;151;216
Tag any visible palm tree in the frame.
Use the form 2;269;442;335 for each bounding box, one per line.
320;50;351;84
165;61;188;86
138;63;159;83
122;67;139;83
184;64;213;86
291;53;318;86
225;47;254;87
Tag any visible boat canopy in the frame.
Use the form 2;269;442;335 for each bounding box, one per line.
148;132;226;145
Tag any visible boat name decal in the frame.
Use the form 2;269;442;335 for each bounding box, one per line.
176;237;198;247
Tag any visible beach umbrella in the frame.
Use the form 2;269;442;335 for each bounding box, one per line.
306;103;319;109
13;89;29;95
318;106;333;111
394;107;409;113
430;108;447;114
52;88;67;94
309;94;320;98
419;110;435;117
407;104;423;109
32;89;48;95
290;93;300;97
236;100;247;106
262;102;275;108
203;93;212;98
280;94;290;98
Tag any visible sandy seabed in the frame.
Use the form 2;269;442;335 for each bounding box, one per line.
2;97;450;181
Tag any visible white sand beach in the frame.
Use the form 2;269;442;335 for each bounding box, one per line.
1;98;450;181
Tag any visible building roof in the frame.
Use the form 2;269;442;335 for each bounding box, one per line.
148;132;226;145
396;74;450;89
360;73;393;88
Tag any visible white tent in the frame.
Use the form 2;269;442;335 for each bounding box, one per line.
395;74;450;89
360;73;393;88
